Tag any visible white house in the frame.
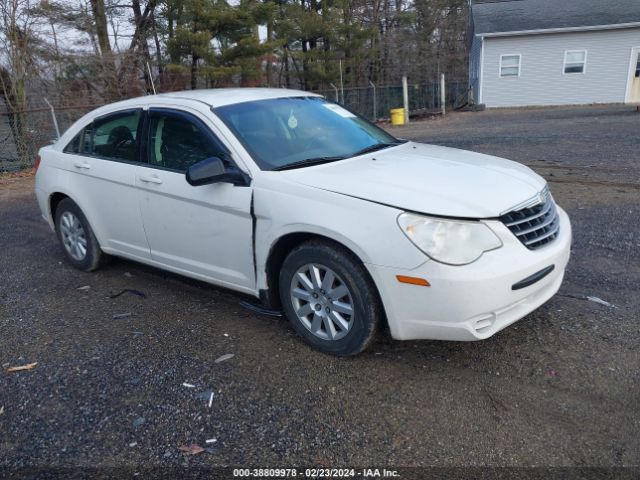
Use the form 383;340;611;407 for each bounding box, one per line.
469;0;640;108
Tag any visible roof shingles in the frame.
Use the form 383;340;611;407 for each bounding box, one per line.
472;0;640;35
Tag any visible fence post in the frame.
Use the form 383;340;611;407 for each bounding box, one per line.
369;81;377;121
330;83;339;103
441;73;446;116
339;60;344;104
402;76;409;124
43;98;60;140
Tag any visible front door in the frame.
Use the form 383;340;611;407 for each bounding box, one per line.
628;48;640;103
135;108;255;291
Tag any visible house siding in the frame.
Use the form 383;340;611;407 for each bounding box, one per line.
479;27;640;107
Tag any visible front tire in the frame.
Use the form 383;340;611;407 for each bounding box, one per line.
54;198;104;272
279;240;382;356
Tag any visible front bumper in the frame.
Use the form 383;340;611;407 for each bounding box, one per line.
367;206;572;341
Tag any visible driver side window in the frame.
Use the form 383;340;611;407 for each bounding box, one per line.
148;111;224;172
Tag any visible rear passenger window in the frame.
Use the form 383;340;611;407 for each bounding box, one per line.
90;111;141;162
63;132;82;154
65;110;141;162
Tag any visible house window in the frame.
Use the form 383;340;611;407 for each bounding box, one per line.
564;50;587;74
500;54;521;77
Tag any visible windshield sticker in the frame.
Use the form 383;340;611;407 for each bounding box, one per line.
323;103;356;118
287;110;298;129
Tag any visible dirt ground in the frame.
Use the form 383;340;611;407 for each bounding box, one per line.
1;105;638;475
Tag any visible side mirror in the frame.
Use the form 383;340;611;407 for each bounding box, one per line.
186;157;248;187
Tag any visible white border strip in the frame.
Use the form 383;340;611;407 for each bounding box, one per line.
477;22;640;38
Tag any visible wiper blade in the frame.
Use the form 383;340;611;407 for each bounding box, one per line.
347;141;404;158
272;156;345;171
272;141;405;171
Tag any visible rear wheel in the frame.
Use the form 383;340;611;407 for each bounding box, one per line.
54;198;104;271
279;240;382;355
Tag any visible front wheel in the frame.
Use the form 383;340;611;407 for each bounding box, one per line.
279;240;382;356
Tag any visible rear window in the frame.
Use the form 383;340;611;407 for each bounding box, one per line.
63;110;141;163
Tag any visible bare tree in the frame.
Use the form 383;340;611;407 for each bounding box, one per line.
0;0;38;165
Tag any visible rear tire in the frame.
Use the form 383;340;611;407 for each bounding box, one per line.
279;240;382;356
54;198;104;272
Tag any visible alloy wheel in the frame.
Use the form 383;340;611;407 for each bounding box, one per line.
59;211;88;261
289;263;354;341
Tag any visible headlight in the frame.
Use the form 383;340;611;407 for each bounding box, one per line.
397;213;502;265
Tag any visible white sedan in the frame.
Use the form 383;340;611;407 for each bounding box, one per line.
35;88;571;355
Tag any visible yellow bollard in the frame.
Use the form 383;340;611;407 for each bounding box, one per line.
390;108;405;126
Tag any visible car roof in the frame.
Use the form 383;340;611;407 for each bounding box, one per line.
159;88;320;107
98;88;321;112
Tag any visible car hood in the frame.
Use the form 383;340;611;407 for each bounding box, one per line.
282;142;547;218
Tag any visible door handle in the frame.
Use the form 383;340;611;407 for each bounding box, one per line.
139;175;163;184
73;161;91;170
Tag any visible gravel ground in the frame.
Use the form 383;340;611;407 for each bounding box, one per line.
1;105;639;475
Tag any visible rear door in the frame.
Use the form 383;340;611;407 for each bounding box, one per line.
61;109;151;259
134;107;254;291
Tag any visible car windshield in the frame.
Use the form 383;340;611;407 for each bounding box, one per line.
213;96;403;170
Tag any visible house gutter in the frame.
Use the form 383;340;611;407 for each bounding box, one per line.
477;22;640;38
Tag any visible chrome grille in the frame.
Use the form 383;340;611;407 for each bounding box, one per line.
499;188;560;249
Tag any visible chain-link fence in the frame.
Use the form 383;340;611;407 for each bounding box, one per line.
0;103;100;173
0;80;469;172
314;80;469;121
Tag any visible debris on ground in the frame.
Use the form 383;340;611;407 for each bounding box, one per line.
132;417;145;428
182;382;196;388
208;392;214;408
6;362;38;373
205;438;217;444
0;406;4;416
178;444;204;455
238;301;283;317
214;354;234;364
124;272;134;277
196;390;214;403
110;289;146;299
560;293;617;308
112;312;132;319
547;369;558;377
129;442;137;447
587;296;616;308
77;285;91;291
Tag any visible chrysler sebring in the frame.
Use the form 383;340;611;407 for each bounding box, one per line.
35;89;571;355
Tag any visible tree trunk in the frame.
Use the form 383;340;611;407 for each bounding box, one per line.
0;68;29;167
151;11;163;76
191;54;199;89
89;0;118;99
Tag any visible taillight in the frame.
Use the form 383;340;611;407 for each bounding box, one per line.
34;155;41;172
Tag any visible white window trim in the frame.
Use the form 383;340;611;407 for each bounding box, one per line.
624;46;640;103
499;54;521;78
563;50;587;75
